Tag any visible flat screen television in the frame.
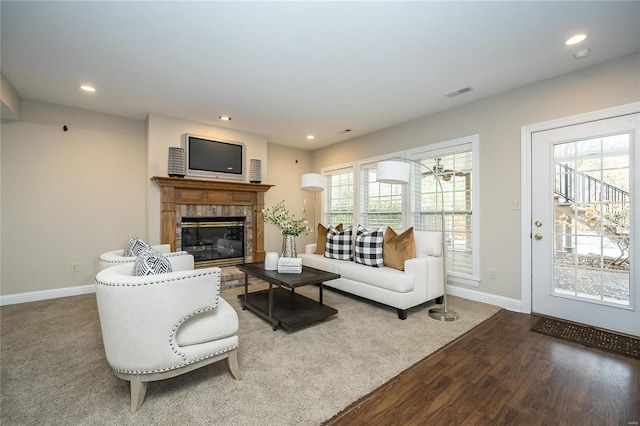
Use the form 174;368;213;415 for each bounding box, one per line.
183;134;245;181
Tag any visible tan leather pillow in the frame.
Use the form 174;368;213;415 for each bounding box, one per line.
315;223;343;255
383;227;415;270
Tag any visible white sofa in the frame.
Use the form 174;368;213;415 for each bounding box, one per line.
298;230;444;319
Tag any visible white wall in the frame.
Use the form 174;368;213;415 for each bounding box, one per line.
145;113;269;244
264;143;314;253
311;53;640;302
1;101;146;296
0;107;305;299
1;72;21;121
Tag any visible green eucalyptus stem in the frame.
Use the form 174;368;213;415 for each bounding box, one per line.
262;200;310;237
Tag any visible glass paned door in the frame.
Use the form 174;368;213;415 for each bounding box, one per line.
553;134;630;306
531;113;639;336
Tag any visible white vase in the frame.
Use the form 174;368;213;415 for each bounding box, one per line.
281;234;297;258
264;252;279;270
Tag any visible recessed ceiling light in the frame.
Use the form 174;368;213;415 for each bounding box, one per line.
565;34;587;46
80;85;96;92
573;48;591;59
307;135;315;140
219;116;232;121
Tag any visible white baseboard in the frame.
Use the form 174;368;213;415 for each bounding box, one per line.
447;285;522;312
0;284;96;306
1;282;522;312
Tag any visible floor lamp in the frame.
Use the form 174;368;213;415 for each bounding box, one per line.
377;160;459;321
301;173;325;233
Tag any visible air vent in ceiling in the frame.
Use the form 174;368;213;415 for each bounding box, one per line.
339;129;353;134
445;87;473;98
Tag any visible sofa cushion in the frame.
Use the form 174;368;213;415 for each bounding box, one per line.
133;248;173;276
338;259;414;292
123;236;150;257
325;226;353;261
300;253;414;293
354;225;384;267
414;230;442;257
315;223;343;255
383;227;415;270
176;298;238;346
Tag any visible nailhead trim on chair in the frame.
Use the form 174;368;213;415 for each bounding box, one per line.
168;293;221;362
95;270;216;287
99;269;226;375
111;344;237;374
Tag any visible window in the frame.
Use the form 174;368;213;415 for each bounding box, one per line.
408;136;479;285
358;161;404;229
320;135;479;286
323;166;354;226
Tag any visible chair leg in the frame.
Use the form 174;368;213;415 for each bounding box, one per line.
227;348;243;380
130;375;148;414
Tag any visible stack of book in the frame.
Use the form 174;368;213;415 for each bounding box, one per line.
277;257;302;274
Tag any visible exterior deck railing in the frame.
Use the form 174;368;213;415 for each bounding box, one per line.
555;163;629;229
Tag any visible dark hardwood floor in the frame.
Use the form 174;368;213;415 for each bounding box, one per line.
323;310;640;426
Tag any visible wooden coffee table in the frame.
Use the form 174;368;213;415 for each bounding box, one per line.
237;262;340;331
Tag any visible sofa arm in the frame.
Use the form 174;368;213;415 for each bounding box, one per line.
404;255;444;301
304;243;317;254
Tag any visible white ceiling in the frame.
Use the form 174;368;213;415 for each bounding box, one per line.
2;1;639;150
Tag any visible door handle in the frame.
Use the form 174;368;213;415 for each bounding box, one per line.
534;233;543;240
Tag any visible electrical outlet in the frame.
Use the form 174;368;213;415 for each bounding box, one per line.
489;268;497;279
71;263;79;273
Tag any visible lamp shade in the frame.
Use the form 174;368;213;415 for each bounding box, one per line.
301;173;325;192
377;161;410;184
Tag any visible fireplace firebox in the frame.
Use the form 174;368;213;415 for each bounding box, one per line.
180;217;245;267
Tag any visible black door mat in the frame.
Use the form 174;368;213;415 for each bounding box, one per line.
531;317;640;360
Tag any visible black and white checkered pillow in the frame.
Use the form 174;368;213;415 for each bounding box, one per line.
354;225;384;267
133;248;173;276
325;226;353;261
123;236;150;257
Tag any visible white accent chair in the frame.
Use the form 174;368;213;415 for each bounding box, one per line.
99;244;190;270
95;254;242;413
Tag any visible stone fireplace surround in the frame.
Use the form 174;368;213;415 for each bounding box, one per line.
152;177;273;286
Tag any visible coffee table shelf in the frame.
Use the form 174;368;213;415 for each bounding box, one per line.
238;288;338;331
237;262;340;331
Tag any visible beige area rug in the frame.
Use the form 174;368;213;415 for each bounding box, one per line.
1;283;500;425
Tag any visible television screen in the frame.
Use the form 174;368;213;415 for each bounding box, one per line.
183;134;245;180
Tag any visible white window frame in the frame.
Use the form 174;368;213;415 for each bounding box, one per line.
407;135;480;286
356;151;406;229
321;162;356;227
